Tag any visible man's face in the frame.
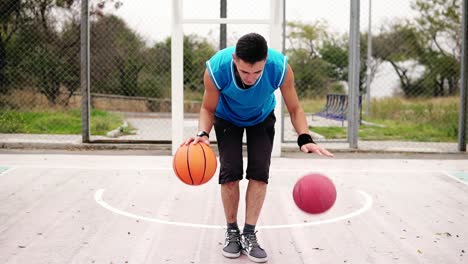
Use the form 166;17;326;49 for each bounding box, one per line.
233;54;266;86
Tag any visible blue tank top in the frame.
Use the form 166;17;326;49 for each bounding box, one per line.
206;46;288;127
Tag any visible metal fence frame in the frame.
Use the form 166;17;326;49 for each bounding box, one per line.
459;0;468;151
77;0;467;152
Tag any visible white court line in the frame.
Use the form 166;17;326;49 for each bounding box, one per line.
259;190;373;229
441;170;468;186
94;189;373;229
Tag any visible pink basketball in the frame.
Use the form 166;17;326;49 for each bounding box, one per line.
293;173;337;214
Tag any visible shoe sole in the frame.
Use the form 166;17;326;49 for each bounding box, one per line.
242;249;268;263
222;250;241;258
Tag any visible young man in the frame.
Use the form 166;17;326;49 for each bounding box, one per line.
184;33;333;263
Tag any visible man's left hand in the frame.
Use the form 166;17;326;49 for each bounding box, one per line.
300;143;334;157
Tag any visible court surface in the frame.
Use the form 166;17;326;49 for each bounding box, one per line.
0;152;467;264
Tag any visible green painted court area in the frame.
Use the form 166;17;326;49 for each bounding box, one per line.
452;171;468;182
0;167;10;174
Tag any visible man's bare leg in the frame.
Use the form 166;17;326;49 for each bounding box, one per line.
221;180;242;259
241;179;268;262
221;180;240;223
245;179;267;225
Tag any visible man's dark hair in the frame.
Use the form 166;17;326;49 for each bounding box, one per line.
235;33;268;64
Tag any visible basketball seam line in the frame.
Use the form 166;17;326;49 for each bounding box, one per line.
186;144;194;185
200;144;207;184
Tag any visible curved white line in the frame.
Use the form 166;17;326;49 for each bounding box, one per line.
94;189;373;229
258;190;373;229
0;167;15;176
94;189;223;229
441;170;468;186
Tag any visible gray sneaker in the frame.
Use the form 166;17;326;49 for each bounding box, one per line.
222;228;242;258
241;232;268;263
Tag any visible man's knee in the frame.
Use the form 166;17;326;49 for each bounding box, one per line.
248;178;268;186
222;180;240;188
246;174;270;185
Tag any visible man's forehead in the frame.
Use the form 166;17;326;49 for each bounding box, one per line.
236;59;266;71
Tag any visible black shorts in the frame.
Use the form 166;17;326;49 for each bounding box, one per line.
214;111;276;184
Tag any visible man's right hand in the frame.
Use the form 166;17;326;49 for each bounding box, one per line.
182;136;210;146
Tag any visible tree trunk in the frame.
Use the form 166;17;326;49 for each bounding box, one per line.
389;60;413;97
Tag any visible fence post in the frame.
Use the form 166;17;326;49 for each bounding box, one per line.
281;0;286;144
80;0;90;143
271;0;283;157
459;0;468;151
172;0;184;155
220;0;227;49
348;0;360;148
365;0;372;116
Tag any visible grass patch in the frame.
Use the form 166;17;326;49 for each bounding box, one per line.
307;96;460;142
300;98;327;113
0;109;126;135
312;120;457;142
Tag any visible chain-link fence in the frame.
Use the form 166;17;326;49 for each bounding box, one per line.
0;0;81;140
87;0;172;142
357;0;464;152
0;0;466;152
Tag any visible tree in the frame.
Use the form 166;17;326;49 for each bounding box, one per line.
0;0;21;94
141;38;171;98
89;14;146;97
285;21;333;97
319;36;348;82
183;34;216;93
412;0;461;96
373;23;427;97
286;21;372;97
412;0;461;57
0;0;121;105
372;0;461;97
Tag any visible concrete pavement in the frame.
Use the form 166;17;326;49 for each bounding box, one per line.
0;154;467;263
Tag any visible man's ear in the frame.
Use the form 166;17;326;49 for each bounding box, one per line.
232;54;237;61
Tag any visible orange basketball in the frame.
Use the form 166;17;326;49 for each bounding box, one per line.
173;143;217;185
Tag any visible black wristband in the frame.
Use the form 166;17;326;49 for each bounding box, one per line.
196;131;209;138
297;133;315;149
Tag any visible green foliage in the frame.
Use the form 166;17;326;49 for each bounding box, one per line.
374;23;423;62
287;21;372;97
287;20;328;47
0;0;21;94
89;17;215;99
0;0;462;111
1;0;82;103
412;0;460;47
183;35;216;93
372;0;461;98
90;15;145;96
142;38;171;98
288;49;330;97
329;82;346;94
286;21;341;98
1;1;126;103
320;39;348;81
